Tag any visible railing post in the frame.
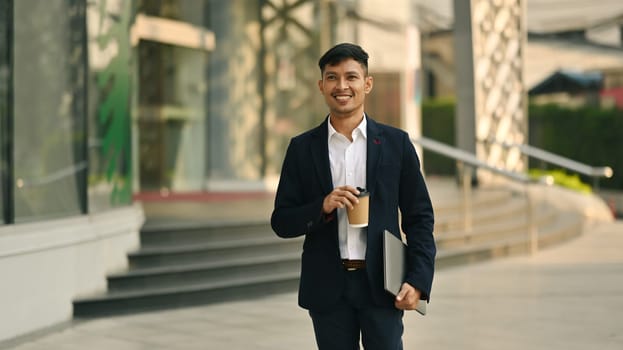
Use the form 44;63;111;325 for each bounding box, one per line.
526;183;538;255
459;161;473;234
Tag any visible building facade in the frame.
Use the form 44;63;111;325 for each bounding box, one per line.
1;0;142;343
1;0;422;343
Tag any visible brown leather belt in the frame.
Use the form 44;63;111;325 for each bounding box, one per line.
342;259;366;271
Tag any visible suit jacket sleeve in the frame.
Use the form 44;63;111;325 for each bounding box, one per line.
398;132;436;301
271;137;331;238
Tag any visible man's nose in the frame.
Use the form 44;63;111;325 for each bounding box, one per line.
336;78;348;89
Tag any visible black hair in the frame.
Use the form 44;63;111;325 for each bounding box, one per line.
318;43;369;76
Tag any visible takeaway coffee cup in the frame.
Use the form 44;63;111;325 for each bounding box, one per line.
347;187;369;228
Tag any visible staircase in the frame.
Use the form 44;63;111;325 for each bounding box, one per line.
72;221;302;317
72;181;585;317
432;186;583;269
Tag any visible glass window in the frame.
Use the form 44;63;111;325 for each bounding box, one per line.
137;42;208;191
86;0;133;211
0;0;10;223
203;0;328;182
252;0;327;178
137;0;205;26
12;0;87;222
205;0;264;181
135;0;209;192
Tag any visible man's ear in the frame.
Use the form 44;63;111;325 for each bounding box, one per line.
318;79;324;93
365;76;374;94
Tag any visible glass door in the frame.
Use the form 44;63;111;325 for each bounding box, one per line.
138;41;208;192
135;0;211;193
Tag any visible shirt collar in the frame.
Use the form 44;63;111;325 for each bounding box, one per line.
328;114;368;140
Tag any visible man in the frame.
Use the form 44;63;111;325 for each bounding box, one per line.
271;43;436;349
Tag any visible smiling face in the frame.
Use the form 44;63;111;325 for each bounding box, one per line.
318;58;373;121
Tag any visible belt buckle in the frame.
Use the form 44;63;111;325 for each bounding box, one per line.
342;259;364;271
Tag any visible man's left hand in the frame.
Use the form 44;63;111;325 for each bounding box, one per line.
394;282;421;310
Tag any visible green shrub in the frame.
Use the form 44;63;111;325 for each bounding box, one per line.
528;169;592;194
422;98;456;175
421;99;623;190
529;103;623;190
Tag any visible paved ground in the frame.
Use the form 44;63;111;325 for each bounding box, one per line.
5;220;622;350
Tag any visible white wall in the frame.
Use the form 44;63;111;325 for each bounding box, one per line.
357;0;411;73
0;204;143;343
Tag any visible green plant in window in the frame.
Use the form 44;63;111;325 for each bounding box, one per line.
94;0;133;205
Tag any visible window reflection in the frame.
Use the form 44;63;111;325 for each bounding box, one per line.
87;0;133;211
138;41;208;191
13;0;87;221
0;0;9;222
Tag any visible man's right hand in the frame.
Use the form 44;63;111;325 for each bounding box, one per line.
322;186;360;214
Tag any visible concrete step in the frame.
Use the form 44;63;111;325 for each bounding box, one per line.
435;203;557;250
435;194;528;233
435;211;583;269
73;271;300;317
431;188;513;215
108;252;301;292
128;236;302;269
139;221;272;248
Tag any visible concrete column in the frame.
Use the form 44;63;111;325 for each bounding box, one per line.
453;0;477;157
453;0;528;183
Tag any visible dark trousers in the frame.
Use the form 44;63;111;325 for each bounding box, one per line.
309;269;404;350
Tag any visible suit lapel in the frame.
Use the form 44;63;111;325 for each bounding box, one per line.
366;116;383;196
310;118;334;194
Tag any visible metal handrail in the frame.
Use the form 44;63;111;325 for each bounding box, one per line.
412;136;548;254
412;137;534;183
481;138;613;189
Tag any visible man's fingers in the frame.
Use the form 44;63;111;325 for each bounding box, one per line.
323;186;361;213
395;284;423;310
336;188;359;209
340;185;360;194
395;284;409;301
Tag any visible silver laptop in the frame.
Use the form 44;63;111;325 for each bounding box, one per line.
383;230;427;316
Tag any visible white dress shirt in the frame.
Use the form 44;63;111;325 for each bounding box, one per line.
328;116;367;260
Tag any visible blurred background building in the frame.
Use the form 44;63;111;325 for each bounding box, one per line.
418;0;623;201
0;0;423;342
419;0;623;106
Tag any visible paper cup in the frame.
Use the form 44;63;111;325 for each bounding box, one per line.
347;191;369;227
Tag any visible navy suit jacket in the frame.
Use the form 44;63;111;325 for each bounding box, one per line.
271;116;436;312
